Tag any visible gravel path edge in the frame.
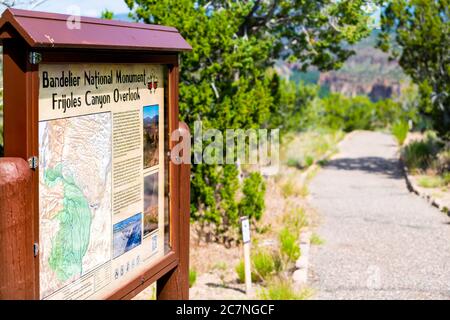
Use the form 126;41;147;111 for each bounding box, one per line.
400;157;450;215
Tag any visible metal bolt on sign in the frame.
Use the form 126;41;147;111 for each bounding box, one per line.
28;156;39;170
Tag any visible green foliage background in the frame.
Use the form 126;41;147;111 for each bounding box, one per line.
124;0;375;241
300;91;416;132
378;0;449;138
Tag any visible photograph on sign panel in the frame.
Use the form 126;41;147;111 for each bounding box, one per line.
143;105;159;169
113;213;142;259
143;172;159;238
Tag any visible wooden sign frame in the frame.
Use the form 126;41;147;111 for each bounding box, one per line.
0;9;191;300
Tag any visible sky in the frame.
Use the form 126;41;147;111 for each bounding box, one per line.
1;0;381;25
1;0;130;17
143;105;159;120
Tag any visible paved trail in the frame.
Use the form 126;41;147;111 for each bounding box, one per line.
309;131;450;300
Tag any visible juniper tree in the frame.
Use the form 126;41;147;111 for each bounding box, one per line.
378;0;450;138
124;0;377;241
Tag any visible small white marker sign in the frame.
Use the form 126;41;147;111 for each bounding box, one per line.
241;217;251;244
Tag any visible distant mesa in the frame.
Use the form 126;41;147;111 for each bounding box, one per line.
276;31;409;102
144;116;158;128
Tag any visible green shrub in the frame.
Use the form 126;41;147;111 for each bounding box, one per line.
193;167;266;243
298;184;309;198
443;172;450;186
403;133;443;172
252;249;278;282
279;227;300;262
286;155;313;169
310;233;325;245
418;176;445;189
392;120;409;145
189;269;197;288
403;141;433;172
191;164;240;242
239;172;266;221
403;134;449;188
259;278;312;300
281;180;296;198
282;208;308;234
235;260;246;283
374;99;405;128
417;173;450;189
304;155;314;168
300;90;406;133
236;249;281;283
436;148;450;174
315;94;377;132
235;259;258;283
323;94;375;132
287;158;301;168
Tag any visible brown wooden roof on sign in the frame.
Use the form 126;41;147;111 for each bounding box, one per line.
0;8;192;52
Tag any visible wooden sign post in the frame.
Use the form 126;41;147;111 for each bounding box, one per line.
0;8;191;300
240;216;252;296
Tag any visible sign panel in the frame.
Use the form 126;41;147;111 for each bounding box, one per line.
241;217;251;244
38;63;166;300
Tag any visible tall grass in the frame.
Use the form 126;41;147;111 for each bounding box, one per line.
403;132;443;172
281;180;308;198
281;180;296;198
235;249;280;283
392;120;409;145
235;260;245;283
236;208;308;282
403;141;433;171
259;278;312;300
310;233;325;245
252;249;280;282
281;207;308;233
437;149;450;174
402;131;449;190
417;176;446;188
279;227;300;263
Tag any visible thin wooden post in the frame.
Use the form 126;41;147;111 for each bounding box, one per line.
244;242;252;295
240;217;252;295
3;37;40;300
0;158;36;299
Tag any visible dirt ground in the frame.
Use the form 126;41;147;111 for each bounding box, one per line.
133;166;315;300
189;165;319;299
